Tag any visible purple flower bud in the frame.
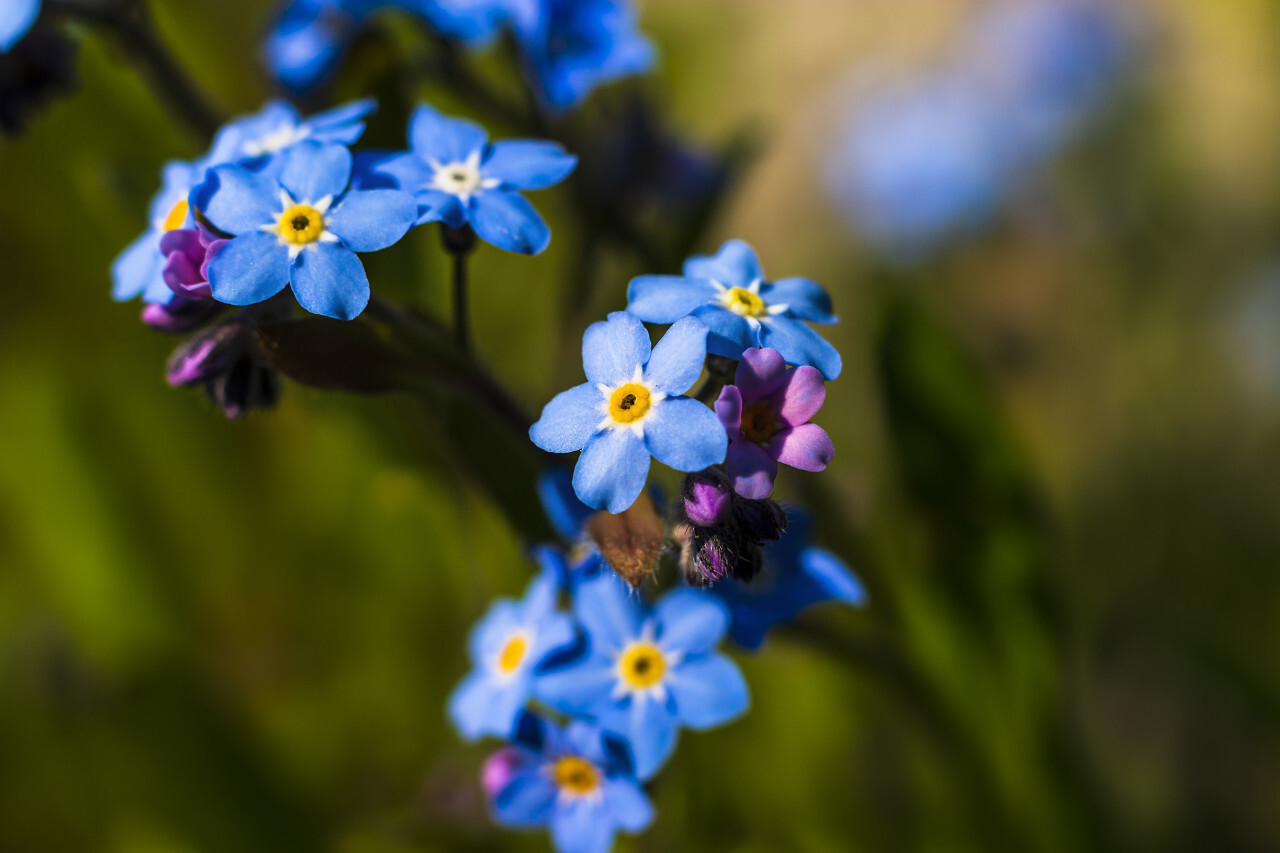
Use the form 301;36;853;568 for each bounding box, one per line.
683;476;733;527
676;467;788;585
160;226;226;299
206;355;280;420
167;321;246;387
141;295;221;334
165;317;281;419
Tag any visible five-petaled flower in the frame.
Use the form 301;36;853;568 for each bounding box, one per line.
715;346;834;499
626;239;843;380
210;97;375;163
488;714;654;853
530;312;727;514
361;104;576;255
200;140;417;320
448;572;577;741
537;573;749;779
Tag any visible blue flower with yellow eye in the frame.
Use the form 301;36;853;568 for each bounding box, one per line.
361;104;576;255
627;240;843;380
199;140;416;320
487;714;653;853
448;573;577;741
0;0;39;52
537;573;749;780
519;0;655;112
710;511;866;650
530;312;727;515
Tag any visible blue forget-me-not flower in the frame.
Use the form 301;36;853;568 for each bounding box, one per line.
519;0;656;112
362;104;576;254
210;97;375;165
712;512;865;650
0;0;39;52
448;572;577;741
200;140;417;320
627;239;843;381
530;312;727;514
488;714;653;853
264;0;374;94
537;573;749;779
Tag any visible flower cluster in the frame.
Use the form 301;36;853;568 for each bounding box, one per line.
112;97;573;416
825;0;1135;258
265;0;654;111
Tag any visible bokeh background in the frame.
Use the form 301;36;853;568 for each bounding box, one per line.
4;0;1280;851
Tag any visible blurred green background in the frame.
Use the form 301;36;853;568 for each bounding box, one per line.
4;0;1280;851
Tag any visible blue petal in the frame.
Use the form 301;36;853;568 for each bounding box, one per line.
493;770;557;828
279;141;352;204
668;653;750;730
111;231;161;301
483;140;577;190
308;97;376;145
0;0;39;52
598;697;679;781
533;612;578;663
447;671;527;741
802;547;866;604
290;243;369;320
690;304;758;359
683;239;764;287
602;779;654;832
362;150;431;191
470;190;551;255
643;316;708;396
655;588;729;657
561;720;611;766
408;104;487;164
325;189;416;252
530;382;606;454
573;428;650;514
764;277;837;324
574;573;642;653
551;798;615;853
521;570;559;620
207;232;291;306
469;600;524;663
757;317;843;380
535;653;616;715
264;0;356;94
642;397;727;473
582;312;651;388
626;275;716;324
201;165;280;235
537;469;594;542
411;189;467;227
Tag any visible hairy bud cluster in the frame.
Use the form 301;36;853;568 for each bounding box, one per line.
674;467;787;585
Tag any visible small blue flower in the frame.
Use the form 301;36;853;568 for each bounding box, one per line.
519;0;656;112
402;0;540;46
0;0;39;52
448;573;577;741
711;512;865;650
537;573;749;779
530;312;727;514
113;160;212;305
264;0;374;94
627;240;843;381
363;104;576;254
208;97;376;167
488;714;653;853
200;140;417;320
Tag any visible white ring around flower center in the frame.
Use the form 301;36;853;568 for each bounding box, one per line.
610;621;681;704
244;122;312;157
595;365;666;438
429;150;500;201
257;189;340;259
710;278;790;327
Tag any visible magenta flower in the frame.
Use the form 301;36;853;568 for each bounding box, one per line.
715;347;834;498
160;226;228;300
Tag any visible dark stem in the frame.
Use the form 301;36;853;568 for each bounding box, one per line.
440;225;477;354
58;0;223;139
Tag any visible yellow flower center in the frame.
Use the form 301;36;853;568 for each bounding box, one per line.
552;756;601;796
618;642;666;689
609;383;652;424
496;634;528;675
723;287;767;318
741;402;778;443
277;204;325;246
163;199;189;232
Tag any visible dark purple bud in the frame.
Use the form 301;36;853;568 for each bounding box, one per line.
142;295;221;334
683;475;733;527
733;496;788;543
167;321;247;387
206;356;280;420
160;226;225;299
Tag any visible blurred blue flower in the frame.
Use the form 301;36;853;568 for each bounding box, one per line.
448;573;576;741
404;0;540;45
264;0;376;95
200;140;417;320
209;97;375;166
530;312;726;514
0;0;39;52
627;240;843;380
536;469;607;592
519;0;655;112
362;104;576;254
826;0;1133;259
113;160;213;305
711;512;865;650
537;573;749;779
487;714;653;853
